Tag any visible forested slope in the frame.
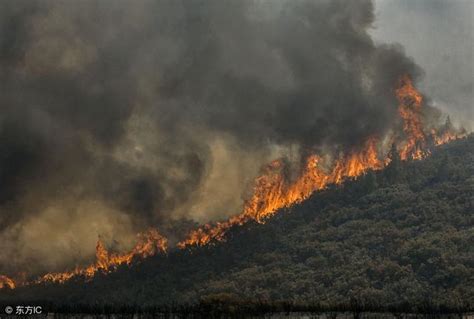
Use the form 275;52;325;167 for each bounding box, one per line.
2;135;473;311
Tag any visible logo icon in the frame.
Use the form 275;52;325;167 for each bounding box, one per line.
4;306;13;314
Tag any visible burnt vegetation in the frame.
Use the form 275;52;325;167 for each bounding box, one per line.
1;135;473;316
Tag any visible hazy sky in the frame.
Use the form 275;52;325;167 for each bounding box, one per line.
371;0;473;128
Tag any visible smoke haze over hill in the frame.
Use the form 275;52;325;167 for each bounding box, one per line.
0;0;469;276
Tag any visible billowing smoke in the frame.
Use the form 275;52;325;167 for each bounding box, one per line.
0;0;447;275
371;0;473;129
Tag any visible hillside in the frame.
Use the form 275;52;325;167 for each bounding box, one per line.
1;135;473;312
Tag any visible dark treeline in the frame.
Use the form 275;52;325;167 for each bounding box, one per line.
1;135;473;316
0;299;470;318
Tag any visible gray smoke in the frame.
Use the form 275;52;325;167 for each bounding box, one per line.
0;0;456;276
371;0;473;129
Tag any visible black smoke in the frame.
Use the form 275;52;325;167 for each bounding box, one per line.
0;0;427;275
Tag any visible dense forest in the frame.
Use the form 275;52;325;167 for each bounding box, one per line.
1;135;473;314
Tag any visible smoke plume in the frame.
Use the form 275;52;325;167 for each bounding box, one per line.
0;0;454;275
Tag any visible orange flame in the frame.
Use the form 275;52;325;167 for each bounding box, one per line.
0;74;467;289
431;130;464;146
430;117;467;146
332;138;383;183
178;75;465;248
395;75;429;160
0;275;16;289
178;138;384;248
36;229;167;285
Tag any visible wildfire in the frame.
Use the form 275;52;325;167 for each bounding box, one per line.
36;229;167;285
0;275;15;289
431;117;467;146
432;131;460;146
395;75;429;160
332;138;383;183
0;75;466;289
178;138;384;248
177;75;464;248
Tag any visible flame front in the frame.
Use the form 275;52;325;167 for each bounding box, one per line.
178;138;384;248
0;75;466;289
178;75;465;248
431;117;467;146
36;229;167;285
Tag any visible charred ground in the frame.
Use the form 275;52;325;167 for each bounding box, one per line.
1;135;473;314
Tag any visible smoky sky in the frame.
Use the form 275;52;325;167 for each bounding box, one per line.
371;0;473;128
0;0;455;275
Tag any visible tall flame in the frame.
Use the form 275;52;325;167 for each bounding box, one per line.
395;75;429;160
0;75;466;289
177;75;465;248
178;138;384;248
